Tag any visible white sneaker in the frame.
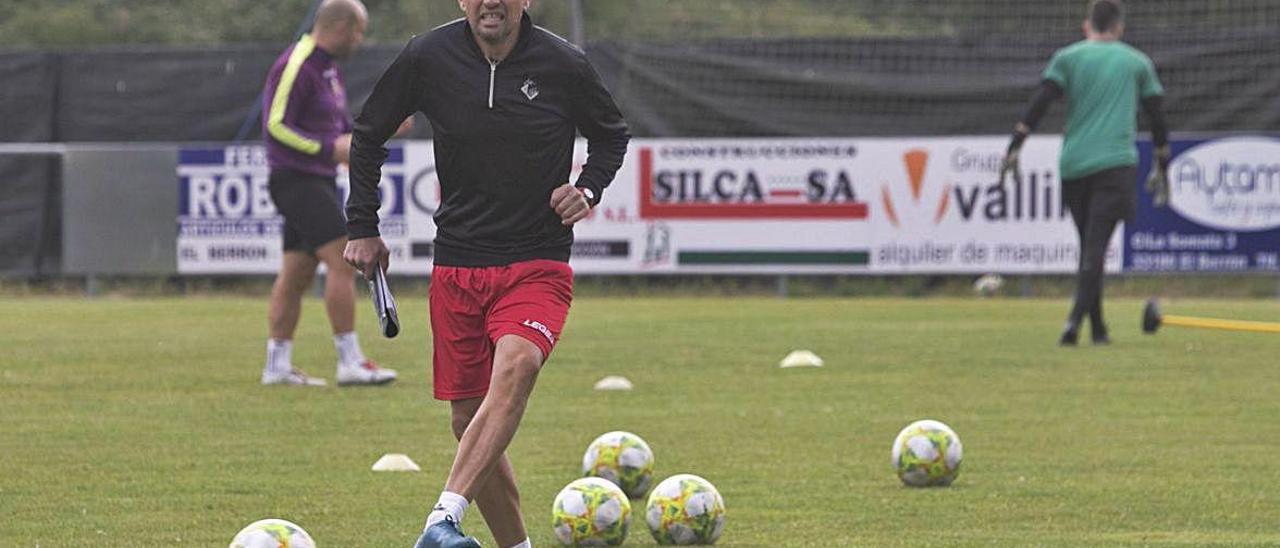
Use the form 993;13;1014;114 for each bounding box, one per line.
336;360;398;386
261;368;328;386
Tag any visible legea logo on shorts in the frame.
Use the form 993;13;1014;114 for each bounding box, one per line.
521;320;555;344
1169;137;1280;232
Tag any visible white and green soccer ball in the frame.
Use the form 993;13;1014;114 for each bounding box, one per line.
582;431;656;499
552;477;632;546
229;518;315;548
892;419;963;487
645;474;725;545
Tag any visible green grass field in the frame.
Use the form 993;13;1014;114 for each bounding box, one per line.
3;296;1280;546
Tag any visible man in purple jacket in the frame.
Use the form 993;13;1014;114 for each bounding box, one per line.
259;0;397;387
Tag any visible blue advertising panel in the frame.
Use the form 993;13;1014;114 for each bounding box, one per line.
177;145;405;273
1127;136;1280;273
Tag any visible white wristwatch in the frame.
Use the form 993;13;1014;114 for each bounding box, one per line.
578;186;596;205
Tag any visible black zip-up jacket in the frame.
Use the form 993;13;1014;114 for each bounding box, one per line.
346;14;631;266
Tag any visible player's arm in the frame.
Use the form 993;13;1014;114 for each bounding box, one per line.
265;45;343;162
1000;79;1064;186
1142;96;1170;151
344;40;422;275
1139;54;1171;207
1141;95;1172;207
553;55;631;225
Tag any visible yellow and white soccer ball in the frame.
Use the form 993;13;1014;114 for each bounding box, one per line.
892;419;963;487
645;474;725;545
582;431;656;499
552;477;632;546
229;518;315;548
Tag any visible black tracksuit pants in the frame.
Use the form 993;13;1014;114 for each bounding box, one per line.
1061;166;1137;334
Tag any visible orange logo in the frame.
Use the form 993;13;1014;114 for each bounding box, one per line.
881;149;950;227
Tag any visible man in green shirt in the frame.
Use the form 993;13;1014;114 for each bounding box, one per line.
1000;0;1171;346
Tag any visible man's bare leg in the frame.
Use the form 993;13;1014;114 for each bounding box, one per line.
314;237;355;334
445;336;542;497
422;335;541;545
262;251;325;385
268;251;319;340
450;397;527;547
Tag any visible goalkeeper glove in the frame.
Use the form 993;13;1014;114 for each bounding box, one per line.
1145;145;1172;208
999;123;1029;188
999;147;1022;189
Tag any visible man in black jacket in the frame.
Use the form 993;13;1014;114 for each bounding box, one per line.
343;1;630;546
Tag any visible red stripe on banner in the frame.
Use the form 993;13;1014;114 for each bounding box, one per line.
638;147;655;220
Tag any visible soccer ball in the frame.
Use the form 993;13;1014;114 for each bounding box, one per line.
892;419;963;487
973;273;1004;296
229;518;315;548
645;474;725;545
582;431;656;499
552;477;632;546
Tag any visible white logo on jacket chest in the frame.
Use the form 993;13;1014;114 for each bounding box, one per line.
323;68;345;99
520;78;539;101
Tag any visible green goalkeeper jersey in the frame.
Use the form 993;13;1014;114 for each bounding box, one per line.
1043;39;1164;181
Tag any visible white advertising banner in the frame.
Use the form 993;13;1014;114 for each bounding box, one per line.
616;139;872;273
858;137;1121;274
177;137;1120;275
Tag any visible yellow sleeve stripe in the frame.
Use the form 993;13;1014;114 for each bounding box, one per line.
267;34;323;156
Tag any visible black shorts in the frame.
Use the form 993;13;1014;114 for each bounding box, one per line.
1062;166;1137;224
268;169;347;254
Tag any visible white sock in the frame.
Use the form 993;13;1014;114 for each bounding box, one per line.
506;539;532;548
334;331;365;367
424;491;469;529
265;339;292;374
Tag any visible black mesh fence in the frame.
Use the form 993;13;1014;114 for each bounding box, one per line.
578;0;1280;42
0;154;61;277
0;52;57;141
1;0;1275;141
584;0;1280;136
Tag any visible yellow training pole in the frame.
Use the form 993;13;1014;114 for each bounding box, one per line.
1162;315;1280;334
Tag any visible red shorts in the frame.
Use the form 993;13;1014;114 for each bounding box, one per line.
429;259;574;400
